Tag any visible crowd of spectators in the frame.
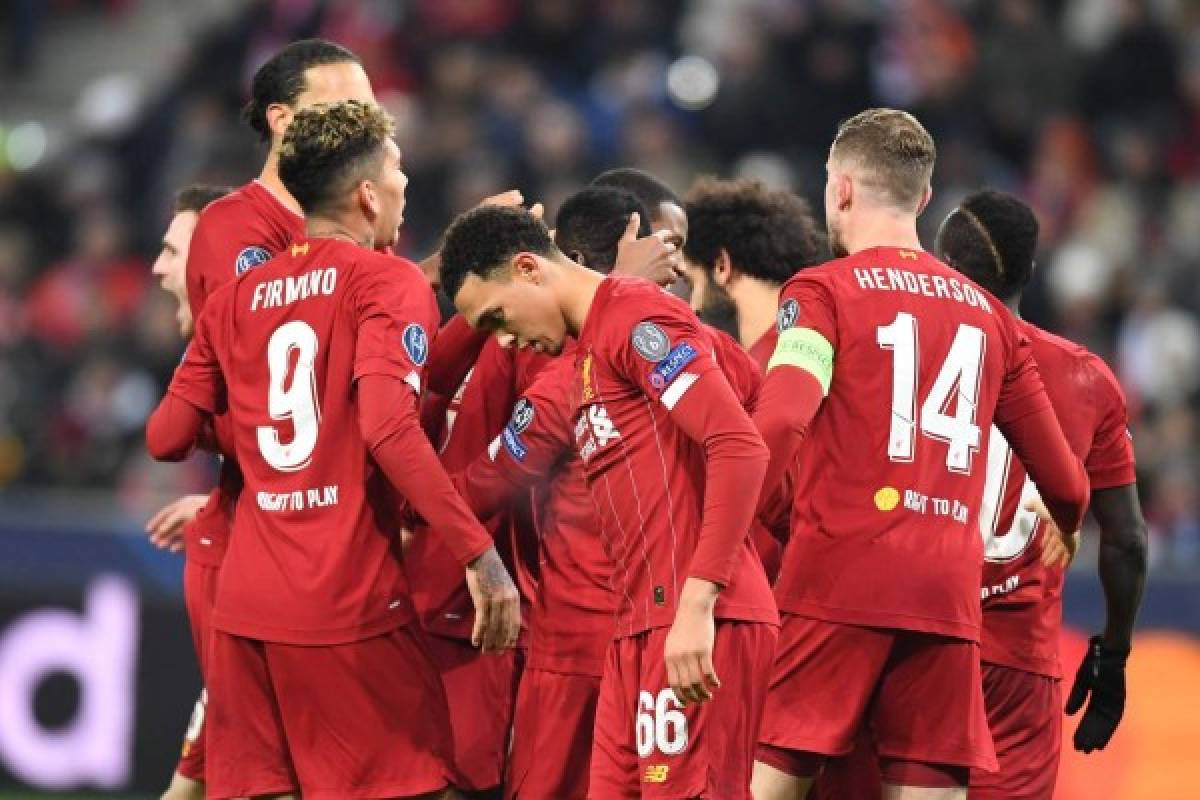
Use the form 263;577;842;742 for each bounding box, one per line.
1;0;1198;569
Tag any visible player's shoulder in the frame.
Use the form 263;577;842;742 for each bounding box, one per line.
1022;319;1127;406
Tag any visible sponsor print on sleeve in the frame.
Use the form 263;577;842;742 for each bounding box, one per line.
501;397;535;461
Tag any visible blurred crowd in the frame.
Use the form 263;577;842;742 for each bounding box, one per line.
1;0;1198;570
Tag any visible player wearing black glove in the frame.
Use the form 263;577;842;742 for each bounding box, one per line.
1065;635;1130;752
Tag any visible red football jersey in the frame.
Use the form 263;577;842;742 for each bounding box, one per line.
186;180;304;320
466;350;615;676
573;276;777;638
408;338;548;639
181;179;304;566
772;247;1054;641
979;321;1135;676
169;238;439;645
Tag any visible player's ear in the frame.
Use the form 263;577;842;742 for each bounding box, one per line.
359;179;380;218
713;249;733;287
837;173;853;212
513;252;541;284
266;103;293;143
916;184;933;216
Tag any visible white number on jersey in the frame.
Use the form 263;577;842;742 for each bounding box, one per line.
257;320;321;471
978;426;1041;562
635;689;688;757
877;312;985;474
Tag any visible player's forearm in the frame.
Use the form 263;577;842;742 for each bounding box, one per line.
1003;405;1090;534
426;314;489;396
453;458;522;520
358;374;493;565
752;366;822;512
672;373;770;585
146;393;208;461
1091;484;1148;652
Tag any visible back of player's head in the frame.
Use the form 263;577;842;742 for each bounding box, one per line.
683;178;824;286
831;108;936;211
243;39;362;143
935;190;1039;303
173;184;232;215
591;168;681;213
278;100;394;215
441;205;557;300
554;187;651;273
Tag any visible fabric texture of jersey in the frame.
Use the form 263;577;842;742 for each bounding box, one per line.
771;247;1058;641
169;239;438;644
979;321;1136;677
573;276;777;637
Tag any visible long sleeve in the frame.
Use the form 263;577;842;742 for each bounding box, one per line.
668;369;770;586
752;365;825;511
426;313;490;396
358;373;494;566
146;392;208;461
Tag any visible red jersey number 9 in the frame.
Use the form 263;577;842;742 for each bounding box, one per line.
257;320;322;472
877;312;985;475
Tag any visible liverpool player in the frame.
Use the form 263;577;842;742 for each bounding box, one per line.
144;183;231;800
441;204;779;798
146;101;520;798
749;109;1090;800
936;190;1147;799
681;177;825;582
592;167;689;286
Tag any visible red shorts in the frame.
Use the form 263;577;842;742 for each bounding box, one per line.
175;560;219;782
759;615;997;772
206;625;453;800
421;632;523;792
175;689;207;782
969;663;1061;800
506;668;602;799
590;621;777;799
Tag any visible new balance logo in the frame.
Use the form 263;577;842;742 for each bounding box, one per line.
643;765;669;783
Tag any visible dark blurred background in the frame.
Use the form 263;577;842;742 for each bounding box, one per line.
0;1;1197;797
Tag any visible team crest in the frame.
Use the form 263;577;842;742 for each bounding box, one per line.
631;321;671;361
510;397;535;434
235;245;272;275
777;298;800;332
402;323;429;366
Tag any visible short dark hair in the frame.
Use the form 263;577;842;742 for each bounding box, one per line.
242;39;361;143
591;167;681;212
832;108;936;210
554;187;651;273
684;178;824;286
173;184;232;214
935;190;1039;302
441;205;557;300
278;100;394;215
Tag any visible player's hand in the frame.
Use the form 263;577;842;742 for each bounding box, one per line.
1066;635;1129;752
145;494;208;552
1025;497;1082;569
612;212;683;288
465;547;522;653
664;578;721;706
476;189;544;221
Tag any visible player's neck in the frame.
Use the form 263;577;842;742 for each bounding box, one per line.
841;212;923;256
305;216;373;249
561;262;605;337
731;277;782;349
258;152;305;217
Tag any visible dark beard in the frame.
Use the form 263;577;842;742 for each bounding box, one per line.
696;282;739;341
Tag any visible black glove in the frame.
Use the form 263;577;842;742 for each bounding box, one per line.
1065;635;1129;753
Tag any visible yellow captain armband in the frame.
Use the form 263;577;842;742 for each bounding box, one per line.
767;327;834;395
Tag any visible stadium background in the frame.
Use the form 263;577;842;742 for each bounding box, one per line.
0;0;1197;797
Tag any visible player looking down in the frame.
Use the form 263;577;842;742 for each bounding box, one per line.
440;203;778;798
